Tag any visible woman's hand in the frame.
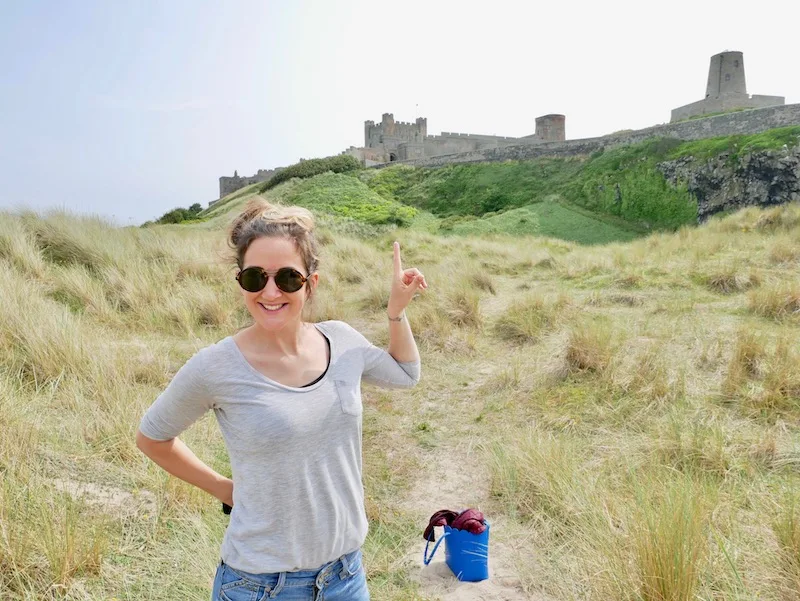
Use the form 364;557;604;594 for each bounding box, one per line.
387;241;427;318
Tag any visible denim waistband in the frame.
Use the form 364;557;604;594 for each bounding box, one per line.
221;548;362;589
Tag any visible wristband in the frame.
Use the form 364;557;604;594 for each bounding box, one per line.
388;312;405;322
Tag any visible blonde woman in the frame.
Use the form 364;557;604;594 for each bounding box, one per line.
136;199;427;600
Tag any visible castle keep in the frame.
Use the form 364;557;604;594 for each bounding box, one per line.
671;51;784;122
344;112;566;166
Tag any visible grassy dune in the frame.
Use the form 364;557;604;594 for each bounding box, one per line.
1;199;799;600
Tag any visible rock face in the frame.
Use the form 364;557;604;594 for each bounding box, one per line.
658;146;800;221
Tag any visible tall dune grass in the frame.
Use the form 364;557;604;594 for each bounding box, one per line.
1;202;799;600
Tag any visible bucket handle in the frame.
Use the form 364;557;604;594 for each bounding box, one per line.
423;530;449;565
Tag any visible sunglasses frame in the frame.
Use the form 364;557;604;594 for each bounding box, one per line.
235;266;309;293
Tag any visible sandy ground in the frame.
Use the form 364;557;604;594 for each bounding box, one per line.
400;438;551;601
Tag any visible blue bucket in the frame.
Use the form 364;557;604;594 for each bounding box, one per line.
424;521;490;582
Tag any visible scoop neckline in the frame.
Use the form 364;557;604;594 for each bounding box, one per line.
226;322;334;392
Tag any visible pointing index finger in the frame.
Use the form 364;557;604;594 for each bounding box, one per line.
393;241;402;276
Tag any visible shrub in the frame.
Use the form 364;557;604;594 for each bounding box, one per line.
154;203;204;225
564;142;698;230
258;155;361;192
287;173;417;226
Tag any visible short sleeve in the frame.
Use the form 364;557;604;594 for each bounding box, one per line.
138;348;214;441
331;321;420;388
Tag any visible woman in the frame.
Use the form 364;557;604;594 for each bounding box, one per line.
136;198;427;600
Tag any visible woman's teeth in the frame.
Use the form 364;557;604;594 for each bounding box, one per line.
258;303;285;312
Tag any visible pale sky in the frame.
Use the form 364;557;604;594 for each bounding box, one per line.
1;0;798;225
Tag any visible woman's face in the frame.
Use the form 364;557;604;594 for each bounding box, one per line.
239;236;318;332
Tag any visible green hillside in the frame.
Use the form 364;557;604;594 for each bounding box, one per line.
446;200;642;244
193;126;800;246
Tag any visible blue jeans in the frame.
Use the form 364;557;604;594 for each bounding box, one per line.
211;548;369;601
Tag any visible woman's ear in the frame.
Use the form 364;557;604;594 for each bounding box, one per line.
306;273;319;298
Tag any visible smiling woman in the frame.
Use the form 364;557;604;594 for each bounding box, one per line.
134;196;428;601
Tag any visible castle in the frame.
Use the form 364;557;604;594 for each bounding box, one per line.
217;113;565;197
218;51;792;199
671;51;784;122
343;113;566;166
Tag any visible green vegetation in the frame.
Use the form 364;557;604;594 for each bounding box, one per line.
283;172;417;226
668;125;800;161
563;138;698;230
359;127;800;237
362;158;584;217
363;141;697;232
446;200;642;244
257;154;361;192
146;202;205;226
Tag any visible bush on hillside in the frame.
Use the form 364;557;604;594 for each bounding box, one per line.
258;155;361;192
565;141;698;229
287;172;417;227
153;203;204;225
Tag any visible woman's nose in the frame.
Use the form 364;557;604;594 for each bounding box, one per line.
260;276;282;299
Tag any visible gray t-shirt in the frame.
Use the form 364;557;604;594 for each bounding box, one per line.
138;320;420;573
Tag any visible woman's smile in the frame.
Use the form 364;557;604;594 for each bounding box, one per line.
258;301;288;313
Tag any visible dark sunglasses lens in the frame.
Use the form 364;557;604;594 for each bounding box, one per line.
239;268;267;292
275;268;305;293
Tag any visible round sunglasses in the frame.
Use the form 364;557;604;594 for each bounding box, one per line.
235;266;309;293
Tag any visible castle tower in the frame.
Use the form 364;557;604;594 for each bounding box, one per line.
706;51;747;99
671;51;783;122
535;114;566;142
364;120;375;146
381;113;396;136
415;116;427;137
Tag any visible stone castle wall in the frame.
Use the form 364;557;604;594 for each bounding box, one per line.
375;103;800;169
219;168;280;198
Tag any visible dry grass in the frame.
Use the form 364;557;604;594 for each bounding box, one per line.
466;269;497;294
774;491;800;590
699;263;761;294
768;237;800;264
2;202;800;600
563;319;617;376
748;281;800;320
444;284;483;328
629;477;709;601
493;293;568;343
721;328;766;398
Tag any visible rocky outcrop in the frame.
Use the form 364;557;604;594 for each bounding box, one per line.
658;146;800;221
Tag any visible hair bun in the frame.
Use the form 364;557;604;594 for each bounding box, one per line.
229;197;315;246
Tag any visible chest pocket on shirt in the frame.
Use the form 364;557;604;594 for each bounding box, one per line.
334;380;362;416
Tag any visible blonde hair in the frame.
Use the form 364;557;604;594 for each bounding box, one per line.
228;197;320;278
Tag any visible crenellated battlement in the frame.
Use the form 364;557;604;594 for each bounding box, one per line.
430;132;518;140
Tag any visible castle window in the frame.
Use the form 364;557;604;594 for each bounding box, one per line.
734;60;739;67
725;73;731;81
389;153;397;162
